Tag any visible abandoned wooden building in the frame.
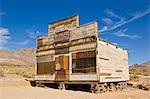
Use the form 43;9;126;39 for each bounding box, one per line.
35;15;129;93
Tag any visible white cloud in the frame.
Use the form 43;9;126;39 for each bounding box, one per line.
99;9;150;32
113;29;142;39
19;40;30;45
105;9;121;19
28;32;36;38
11;40;30;45
28;31;40;38
102;18;113;25
0;27;10;49
99;26;108;33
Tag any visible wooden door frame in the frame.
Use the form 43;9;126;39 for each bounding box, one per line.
55;54;70;81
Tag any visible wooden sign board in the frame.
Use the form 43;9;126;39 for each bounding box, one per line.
54;31;69;43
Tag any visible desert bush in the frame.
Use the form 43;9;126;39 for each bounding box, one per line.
0;69;4;77
129;67;150;76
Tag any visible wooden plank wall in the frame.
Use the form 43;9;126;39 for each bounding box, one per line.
97;40;129;82
48;15;79;35
70;22;97;41
37;18;98;52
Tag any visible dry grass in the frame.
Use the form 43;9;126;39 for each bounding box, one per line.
0;64;35;78
129;67;150;76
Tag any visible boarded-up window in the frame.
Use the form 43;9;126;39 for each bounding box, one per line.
37;54;55;75
72;51;96;73
37;61;55;75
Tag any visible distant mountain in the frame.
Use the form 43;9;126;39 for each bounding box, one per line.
0;48;36;66
130;61;150;70
130;61;150;76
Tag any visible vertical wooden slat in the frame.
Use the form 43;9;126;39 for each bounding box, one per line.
64;56;69;70
59;56;64;69
64;56;69;80
65;70;69;81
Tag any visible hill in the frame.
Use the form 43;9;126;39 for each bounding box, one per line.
129;61;150;76
0;48;36;66
0;48;36;78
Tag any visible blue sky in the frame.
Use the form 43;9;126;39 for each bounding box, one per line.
0;0;149;65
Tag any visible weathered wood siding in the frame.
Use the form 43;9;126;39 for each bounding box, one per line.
37;35;54;47
48;15;79;35
35;74;55;80
37;54;55;63
97;39;129;82
69;42;96;52
70;21;98;41
70;74;97;81
36;50;55;56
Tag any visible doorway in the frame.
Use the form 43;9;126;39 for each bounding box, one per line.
55;54;69;81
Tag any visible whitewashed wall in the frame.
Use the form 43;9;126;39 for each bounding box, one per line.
97;39;129;82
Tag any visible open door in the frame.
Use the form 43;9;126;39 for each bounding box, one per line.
55;55;69;81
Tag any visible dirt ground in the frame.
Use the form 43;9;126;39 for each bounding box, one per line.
0;74;150;99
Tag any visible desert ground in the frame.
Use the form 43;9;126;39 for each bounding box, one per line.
0;74;149;99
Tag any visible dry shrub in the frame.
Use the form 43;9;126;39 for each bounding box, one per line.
129;67;150;76
0;69;4;77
